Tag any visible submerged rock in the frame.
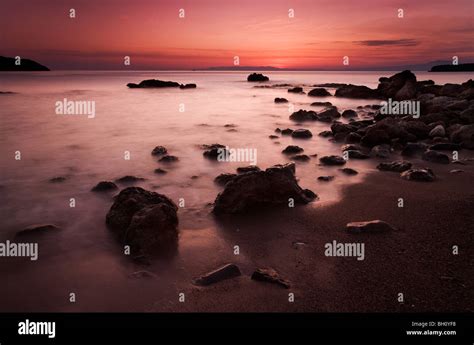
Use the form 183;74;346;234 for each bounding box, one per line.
400;168;435;182
377;161;412;172
214;173;237;186
151;146;168;156
179;83;196;89
282;145;304;154
247;73;269;82
422;150;450;164
194;263;242;286
281;128;294;135
251;268;290;289
159;155;179;163
91;181;118;192
15;224;60;238
291;129;313;139
274;97;288;103
346;220;395;233
311;101;333;107
49;176;67;183
105;187;178;254
115;175;145;183
154;168;167;174
290;154;310;162
202;144;227;159
339;168;358;175
213;163;316;214
341;109;358;118
319;155;346;165
308;88;331;97
318;175;334;182
288;87;304;93
127;79;182;88
346;150;369;159
290;109;317;121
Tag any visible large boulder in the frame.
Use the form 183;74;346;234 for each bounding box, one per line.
422;150;450;164
247;73;269;82
450;124;474;149
213;163;316;214
290;109;317;121
335;85;381;99
105;187;178;254
401;168;435;182
361;128;391;147
377;70;417;100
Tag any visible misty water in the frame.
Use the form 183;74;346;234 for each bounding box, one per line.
0;71;471;311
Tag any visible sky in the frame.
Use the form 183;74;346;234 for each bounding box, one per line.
0;0;473;70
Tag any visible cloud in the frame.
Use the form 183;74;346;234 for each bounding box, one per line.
354;39;419;46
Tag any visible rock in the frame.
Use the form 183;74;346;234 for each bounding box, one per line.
377;160;412;172
275;97;288;103
194;263;242;286
422;150;450;164
282;145;304;154
331;123;356;136
342;109;358;118
251;268;290;288
377;70;417;100
15;224;60;238
450;125;474;149
291;129;313;139
400;120;430;139
318;175;334;182
159;155;179;163
247;73;269;82
450;169;464;174
214;173;237;186
213;163;316;214
346;220;395;233
429;143;461;151
308;88;331;97
429;125;446;138
179;83;196;89
202;144;226;159
127;79;182;88
269;135;279;139
311;101;333;107
290;109;317;121
319;155;346;165
290;154;310;162
105;187;178;254
361;128;391;147
151;146;168;156
318;106;341;119
49;176;67;183
401;142;429;157
115;175;145;183
0;56;50;71
339;168;358;175
288;87;304;93
154;168;167;174
371;144;391;158
346;150;369;159
335;85;381;99
341;144;360;152
237;165;261;174
281;128;294;135
440;83;464;97
319;130;333;137
401;168;435;182
91;181;118;192
346;132;362;143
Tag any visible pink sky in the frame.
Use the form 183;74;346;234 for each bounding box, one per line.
1;0;473;69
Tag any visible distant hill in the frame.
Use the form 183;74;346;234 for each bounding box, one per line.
429;63;474;72
0;56;50;71
198;66;281;71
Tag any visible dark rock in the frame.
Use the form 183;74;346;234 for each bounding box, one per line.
346;132;362;143
450;125;474;149
401;142;429;157
377;70;417;100
247;73;269;82
179;83;196;89
346;220;395;233
127;79;182;88
237;166;261;174
331;123;357;135
290;109;317;121
213;163;316;214
154;168;167;174
202;144;226;159
251;268;290;289
151;146;168;156
288;87;304;93
422;150;450;164
377;160;412;172
319;155;346;165
429;143;461;151
311;101;333;107
401;168;435;182
105;187;178;254
335;84;381;99
214;173;237;186
371;144;391;158
346;150;369;159
269;135;279;139
282;145;304;154
159;155;179;163
194;263;242;286
318;175;334;182
290;154;310;162
339;168;358;175
341;109;358;118
275;97;288;103
319;130;333;137
308;88;331;97
318;106;341;119
341;144;361;152
49;176;67;183
291;129;313;139
281;128;294;135
361;128;391;147
115;175;145;183
92;181;118;192
15;224;60;238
